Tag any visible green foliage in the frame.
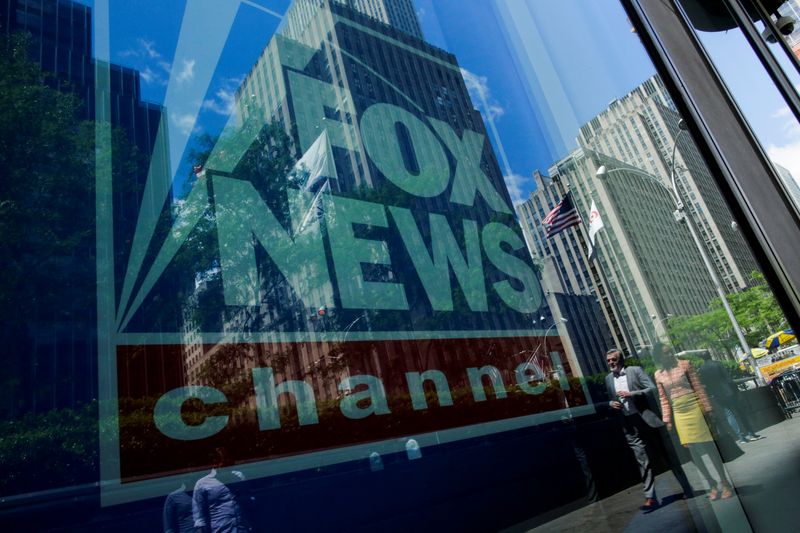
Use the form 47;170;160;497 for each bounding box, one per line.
719;358;749;380
0;402;98;496
666;308;736;357
665;271;788;357
0;32;95;321
727;271;788;345
177;121;298;330
0;31;142;325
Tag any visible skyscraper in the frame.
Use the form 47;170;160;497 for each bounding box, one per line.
281;0;423;41
774;162;800;206
0;0;168;415
577;75;760;292
346;0;423;39
519;169;639;355
104;0;588;482
1;0;164;152
518;148;717;356
174;0;570;413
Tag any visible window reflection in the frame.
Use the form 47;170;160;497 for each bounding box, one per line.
0;0;798;531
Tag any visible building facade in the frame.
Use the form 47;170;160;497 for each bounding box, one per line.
281;0;423;41
577;75;761;292
4;0;800;531
518;148;718;356
178;0;577;415
0;0;168;415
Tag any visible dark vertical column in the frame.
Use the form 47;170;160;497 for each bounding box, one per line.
623;0;800;329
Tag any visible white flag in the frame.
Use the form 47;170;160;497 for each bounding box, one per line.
290;130;337;235
587;200;604;260
291;129;335;192
297;180;330;234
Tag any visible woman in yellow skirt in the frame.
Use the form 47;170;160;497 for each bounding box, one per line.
654;348;734;500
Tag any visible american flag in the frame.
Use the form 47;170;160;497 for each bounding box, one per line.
542;192;581;238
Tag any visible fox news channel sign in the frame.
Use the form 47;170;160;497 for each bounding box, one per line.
96;26;590;506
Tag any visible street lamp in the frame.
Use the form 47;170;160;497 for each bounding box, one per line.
651;313;673;328
519;317;568;375
538;317;568;368
595;119;762;383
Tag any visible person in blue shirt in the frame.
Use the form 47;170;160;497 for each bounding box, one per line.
163;477;195;533
192;447;254;533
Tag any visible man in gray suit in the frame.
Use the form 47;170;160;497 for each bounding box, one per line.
605;348;692;510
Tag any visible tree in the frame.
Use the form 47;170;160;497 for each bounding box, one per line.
727;271;788;345
666;271;789;357
666;309;736;358
176;120;299;332
0;32;142;414
0;32;96;323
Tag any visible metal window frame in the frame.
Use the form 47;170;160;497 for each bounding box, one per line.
622;0;800;331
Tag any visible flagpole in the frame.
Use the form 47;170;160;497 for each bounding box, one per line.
595;153;764;384
560;184;638;358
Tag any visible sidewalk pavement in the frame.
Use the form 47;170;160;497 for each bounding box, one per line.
507;416;800;532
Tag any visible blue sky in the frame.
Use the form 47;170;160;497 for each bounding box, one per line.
98;0;800;204
99;0;661;203
696;26;800;185
415;0;656;201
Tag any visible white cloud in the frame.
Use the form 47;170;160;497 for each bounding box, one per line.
767;104;800;188
461;68;528;203
119;38;171;86
140;39;160;59
175;59;196;84
139;66;155;84
460;68;505;120
119;39;165;63
170;112;200;136
771;105;800;139
768;139;800;186
201;78;243;116
503;173;527;206
139;66;168;87
202;88;236;116
772;105;791;119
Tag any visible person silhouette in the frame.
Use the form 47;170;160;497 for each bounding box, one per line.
697;351;763;444
192;447;255;532
163;475;196;533
654;348;734;501
605;348;693;511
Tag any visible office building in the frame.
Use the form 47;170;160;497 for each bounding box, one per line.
0;0;168;414
518;149;717;355
8;1;800;531
282;0;423;40
577;75;761;292
179;0;580;408
552;291;614;377
775;162;800;206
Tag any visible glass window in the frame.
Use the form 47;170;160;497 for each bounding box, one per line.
1;0;799;531
679;0;800;213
